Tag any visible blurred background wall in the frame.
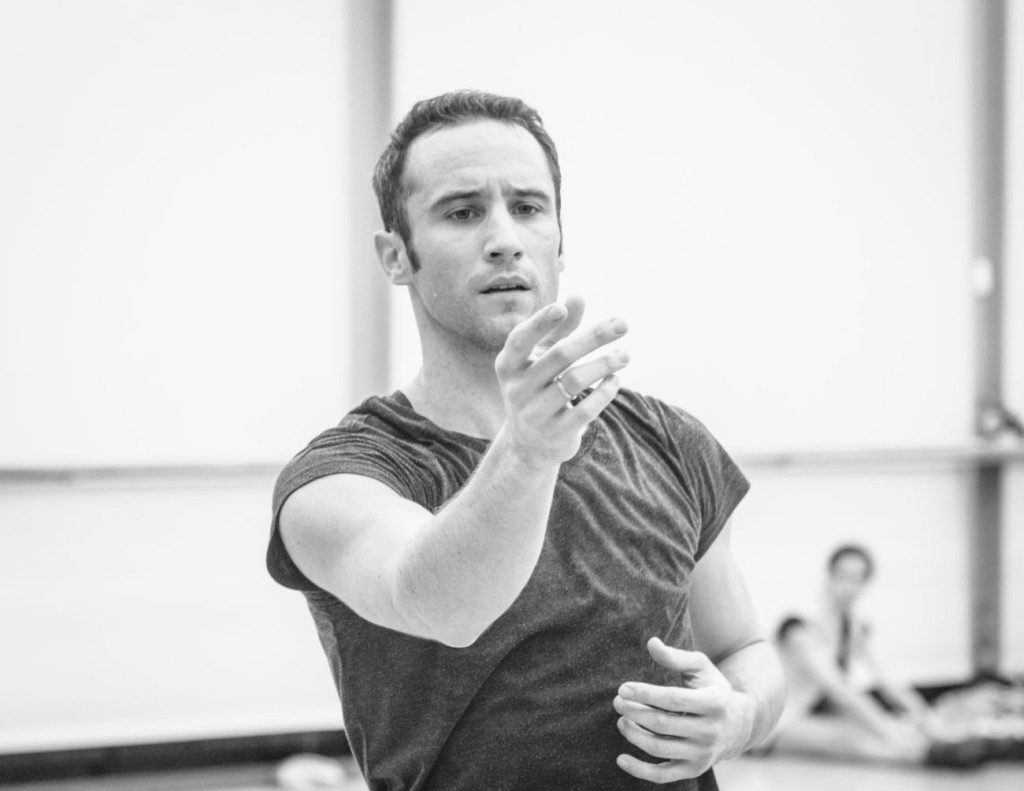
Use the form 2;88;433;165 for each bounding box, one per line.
0;0;1021;755
0;0;352;751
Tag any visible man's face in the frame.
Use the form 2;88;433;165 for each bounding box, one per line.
398;119;563;353
827;554;870;610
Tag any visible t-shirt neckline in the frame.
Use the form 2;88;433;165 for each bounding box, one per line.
387;389;598;466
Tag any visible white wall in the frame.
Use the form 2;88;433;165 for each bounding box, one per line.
0;478;342;751
0;0;349;751
0;0;350;467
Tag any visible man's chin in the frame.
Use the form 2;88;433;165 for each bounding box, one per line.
476;312;529;352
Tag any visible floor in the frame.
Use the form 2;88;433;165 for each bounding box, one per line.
6;754;1024;791
717;755;1024;790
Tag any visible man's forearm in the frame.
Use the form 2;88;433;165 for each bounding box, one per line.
715;639;786;757
394;425;561;647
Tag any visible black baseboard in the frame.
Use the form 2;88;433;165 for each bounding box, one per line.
915;672;1015;704
0;730;349;785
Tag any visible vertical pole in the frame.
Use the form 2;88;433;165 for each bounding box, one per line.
968;461;1003;677
347;0;394;406
968;0;1006;678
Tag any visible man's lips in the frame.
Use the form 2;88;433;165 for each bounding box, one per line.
482;285;529;294
481;278;530;294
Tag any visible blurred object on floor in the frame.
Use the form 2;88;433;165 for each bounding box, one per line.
927;679;1024;761
274;753;362;790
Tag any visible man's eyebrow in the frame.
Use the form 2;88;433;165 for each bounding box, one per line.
428;186;553;211
508;187;553;203
429;189;484;210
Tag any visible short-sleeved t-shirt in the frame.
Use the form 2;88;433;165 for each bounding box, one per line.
267;388;749;790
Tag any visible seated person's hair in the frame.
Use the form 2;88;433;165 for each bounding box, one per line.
776;615;807;643
827;544;875;580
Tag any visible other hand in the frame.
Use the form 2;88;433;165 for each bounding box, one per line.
614;637;754;784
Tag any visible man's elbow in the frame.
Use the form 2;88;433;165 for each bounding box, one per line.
391;578;491;649
413;618;490;649
436;628;482;649
707;635;772;665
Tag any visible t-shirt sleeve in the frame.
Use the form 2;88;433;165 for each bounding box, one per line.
266;427;421;592
658;402;750;561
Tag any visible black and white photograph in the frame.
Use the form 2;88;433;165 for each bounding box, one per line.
1;1;1023;789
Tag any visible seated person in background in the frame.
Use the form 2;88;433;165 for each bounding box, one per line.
766;544;986;768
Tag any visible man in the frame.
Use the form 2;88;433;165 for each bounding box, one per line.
267;90;784;789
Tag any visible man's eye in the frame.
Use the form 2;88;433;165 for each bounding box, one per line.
447;208;478;221
514;204;540;216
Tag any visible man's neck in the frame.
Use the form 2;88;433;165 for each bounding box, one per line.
402;354;507;440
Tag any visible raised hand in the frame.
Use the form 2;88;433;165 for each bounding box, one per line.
614;637;755;784
494;295;629;465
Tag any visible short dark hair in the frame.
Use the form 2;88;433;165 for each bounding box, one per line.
372;90;562;269
827;544;875;581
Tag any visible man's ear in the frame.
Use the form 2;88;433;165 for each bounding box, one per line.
374;230;414;285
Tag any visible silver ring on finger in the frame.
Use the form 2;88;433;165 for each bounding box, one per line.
553;374;576;404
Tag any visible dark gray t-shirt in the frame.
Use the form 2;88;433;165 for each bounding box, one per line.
267;388;749;790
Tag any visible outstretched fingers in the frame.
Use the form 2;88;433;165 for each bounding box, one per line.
551;350;630;406
555;373;623;423
532;315;629;383
532;294;586;359
493;299;630;463
497;303;570;374
497;299;629;409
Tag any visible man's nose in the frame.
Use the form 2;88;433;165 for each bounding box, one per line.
483;208;525;263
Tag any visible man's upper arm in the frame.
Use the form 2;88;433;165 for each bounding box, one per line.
278;473;432;636
689;522;765;662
